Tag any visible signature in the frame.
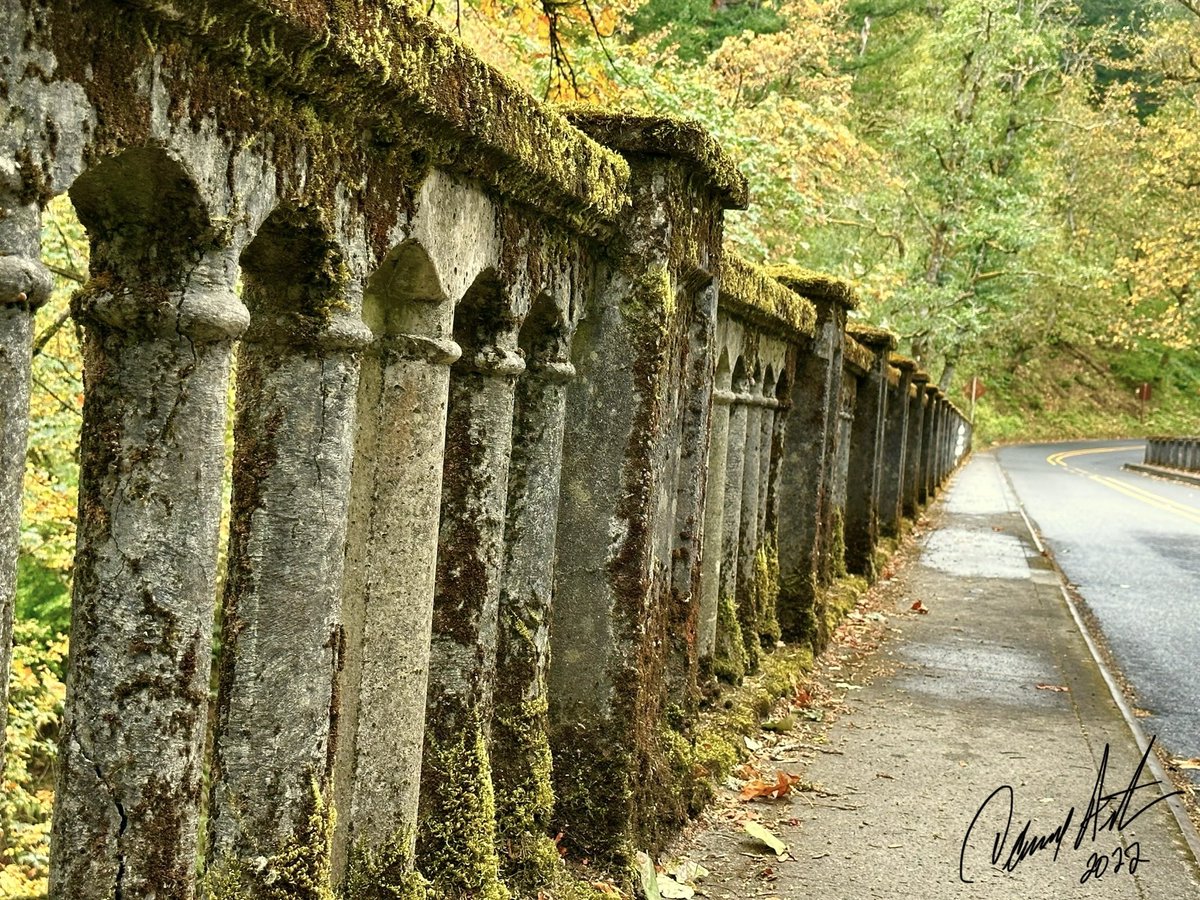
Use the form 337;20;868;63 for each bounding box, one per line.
959;737;1182;885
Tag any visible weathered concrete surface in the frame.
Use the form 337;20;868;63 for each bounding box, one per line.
772;299;844;643
51;152;249;899
844;358;886;576
332;242;459;887
206;214;371;891
879;363;912;537
672;453;1200;899
419;273;523;900
698;361;733;666
492;292;573;887
904;373;929;517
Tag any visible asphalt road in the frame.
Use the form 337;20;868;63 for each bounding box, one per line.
996;439;1200;778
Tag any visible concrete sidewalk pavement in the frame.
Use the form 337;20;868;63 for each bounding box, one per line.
671;452;1200;899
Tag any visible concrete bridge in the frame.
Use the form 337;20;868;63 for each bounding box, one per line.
0;2;969;897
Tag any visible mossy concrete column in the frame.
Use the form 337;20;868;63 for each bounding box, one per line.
735;367;764;671
717;370;750;677
206;214;371;897
753;374;782;646
550;111;745;864
492;291;574;890
879;359;914;538
665;282;718;713
843;326;894;577
419;279;524;900
764;276;853;644
333;243;458;896
50;151;249;900
697;366;733;672
0;197;53;776
919;385;940;503
903;372;929;516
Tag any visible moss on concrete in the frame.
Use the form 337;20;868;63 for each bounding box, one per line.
561;108;749;209
206;778;336;900
493;697;560;891
343;829;428;900
719;250;817;340
712;594;748;683
765;265;859;309
416;722;509;900
845;321;897;351
842;335;876;375
755;537;782;647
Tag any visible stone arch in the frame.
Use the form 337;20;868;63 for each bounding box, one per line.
69;147;213;284
362;238;451;340
518;290;569;370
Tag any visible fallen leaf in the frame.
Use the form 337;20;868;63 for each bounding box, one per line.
1173;757;1200;770
666;859;709;884
657;874;694;899
793;687;813;708
1034;683;1069;692
762;716;795;733
635;851;661;900
910;601;929;614
743;820;789;857
740;770;804;801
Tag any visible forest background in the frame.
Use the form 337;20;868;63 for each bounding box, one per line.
4;0;1200;894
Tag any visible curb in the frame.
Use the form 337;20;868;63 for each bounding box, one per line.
1123;462;1200;488
1004;474;1200;867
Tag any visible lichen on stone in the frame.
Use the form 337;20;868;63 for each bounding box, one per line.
842;335;876;375
754;536;782;647
845;321;897;351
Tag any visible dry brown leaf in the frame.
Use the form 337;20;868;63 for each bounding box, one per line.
1173;757;1200;770
910;600;929;614
1034;683;1069;692
739;770;803;801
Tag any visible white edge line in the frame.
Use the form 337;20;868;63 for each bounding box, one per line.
1008;483;1200;867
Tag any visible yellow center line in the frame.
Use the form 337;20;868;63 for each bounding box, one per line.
1044;445;1200;526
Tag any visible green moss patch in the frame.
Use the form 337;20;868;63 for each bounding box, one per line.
719;250;817;339
416;723;509;900
765;265;859;310
712;594;748;684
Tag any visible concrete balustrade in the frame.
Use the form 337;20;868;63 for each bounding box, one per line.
0;2;975;896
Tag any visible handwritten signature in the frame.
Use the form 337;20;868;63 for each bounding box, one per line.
959;737;1181;885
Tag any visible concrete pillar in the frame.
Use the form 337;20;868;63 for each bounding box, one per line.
919;386;939;503
419;274;524;900
753;371;781;646
0;197;53;777
664;283;718;711
332;241;458;893
492;293;574;889
50;151;249;900
843;334;889;578
735;365;764;671
207;214;371;893
879;360;913;538
717;363;751;677
903;372;929;518
697;357;733;669
765;278;852;644
829;371;857;573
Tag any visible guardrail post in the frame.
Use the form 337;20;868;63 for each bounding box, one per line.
844;332;891;577
904;372;929;517
880;359;913;537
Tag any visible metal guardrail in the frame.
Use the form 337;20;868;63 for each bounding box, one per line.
1145;436;1200;473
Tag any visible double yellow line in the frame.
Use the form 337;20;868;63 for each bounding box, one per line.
1046;445;1200;526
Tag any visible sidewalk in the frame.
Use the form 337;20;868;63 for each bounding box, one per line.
668;452;1200;899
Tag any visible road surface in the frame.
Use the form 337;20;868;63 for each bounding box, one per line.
996;440;1200;780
